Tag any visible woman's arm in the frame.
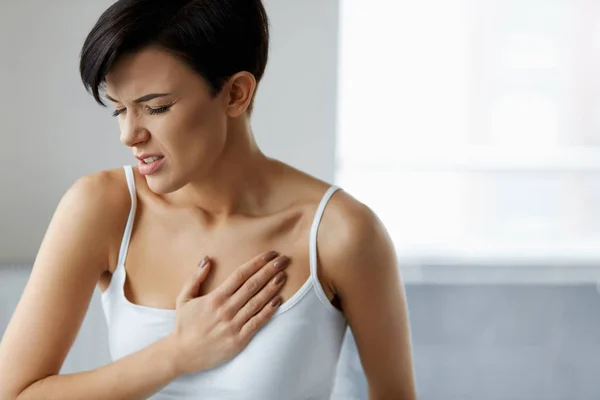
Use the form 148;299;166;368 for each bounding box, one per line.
15;337;180;400
320;194;417;400
0;170;290;400
0;172;182;400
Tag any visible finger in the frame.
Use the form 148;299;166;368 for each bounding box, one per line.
232;271;286;329
238;295;282;342
217;251;278;296
226;256;290;314
177;257;212;305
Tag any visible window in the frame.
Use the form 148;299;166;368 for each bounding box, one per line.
336;0;600;267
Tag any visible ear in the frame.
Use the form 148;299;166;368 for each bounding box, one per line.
224;72;257;117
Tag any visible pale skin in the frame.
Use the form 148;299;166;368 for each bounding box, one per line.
0;46;416;399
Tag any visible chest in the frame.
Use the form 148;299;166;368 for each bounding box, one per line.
100;204;335;310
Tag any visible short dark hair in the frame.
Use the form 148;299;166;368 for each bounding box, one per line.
79;0;270;114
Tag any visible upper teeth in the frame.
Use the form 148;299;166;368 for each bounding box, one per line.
143;156;161;164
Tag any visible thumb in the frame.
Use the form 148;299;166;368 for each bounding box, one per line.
177;256;212;305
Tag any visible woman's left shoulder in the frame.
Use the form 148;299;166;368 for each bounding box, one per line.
317;188;396;276
281;165;391;256
321;189;386;246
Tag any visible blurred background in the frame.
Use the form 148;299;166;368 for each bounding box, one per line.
2;0;600;399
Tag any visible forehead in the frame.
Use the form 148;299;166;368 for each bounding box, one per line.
105;46;203;96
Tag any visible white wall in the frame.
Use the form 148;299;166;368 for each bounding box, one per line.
0;0;340;264
0;0;346;377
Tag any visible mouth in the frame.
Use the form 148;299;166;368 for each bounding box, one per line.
137;155;165;176
140;155;164;164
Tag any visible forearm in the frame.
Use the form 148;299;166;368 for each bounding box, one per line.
17;335;181;400
368;386;417;400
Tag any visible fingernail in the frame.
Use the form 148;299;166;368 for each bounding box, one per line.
273;256;290;269
270;297;282;307
198;256;210;268
274;272;286;285
262;251;278;262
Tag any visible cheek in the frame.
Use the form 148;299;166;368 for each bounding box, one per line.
173;105;227;158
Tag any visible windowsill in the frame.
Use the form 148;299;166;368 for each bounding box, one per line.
398;250;600;267
398;246;600;284
401;263;600;284
394;240;600;283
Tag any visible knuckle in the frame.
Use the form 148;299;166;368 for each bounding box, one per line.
226;334;240;350
244;279;260;295
211;292;225;306
246;298;260;313
226;323;238;338
247;318;258;332
234;332;248;348
234;270;247;285
207;296;221;311
247;317;260;332
217;307;233;322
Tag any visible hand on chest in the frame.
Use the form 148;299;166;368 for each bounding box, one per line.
123;208;324;310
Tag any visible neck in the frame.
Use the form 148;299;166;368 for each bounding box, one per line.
166;119;278;218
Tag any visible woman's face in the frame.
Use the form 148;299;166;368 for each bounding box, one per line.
105;46;229;194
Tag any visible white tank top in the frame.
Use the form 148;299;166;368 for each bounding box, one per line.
100;165;349;400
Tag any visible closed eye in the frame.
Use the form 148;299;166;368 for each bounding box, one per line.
111;103;174;118
146;104;173;115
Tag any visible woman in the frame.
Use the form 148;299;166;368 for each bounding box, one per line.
0;0;416;399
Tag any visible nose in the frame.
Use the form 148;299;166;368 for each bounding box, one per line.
119;112;150;147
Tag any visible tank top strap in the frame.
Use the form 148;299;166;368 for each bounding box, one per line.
309;185;341;314
116;165;138;269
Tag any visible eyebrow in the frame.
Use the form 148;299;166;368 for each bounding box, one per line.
105;93;172;104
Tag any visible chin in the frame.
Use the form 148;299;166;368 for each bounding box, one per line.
144;173;184;195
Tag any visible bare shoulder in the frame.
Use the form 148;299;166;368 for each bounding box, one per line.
317;190;397;292
59;167;132;271
67;167;130;208
272;160;396;290
274;160;393;278
320;190;391;259
63;168;130;227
